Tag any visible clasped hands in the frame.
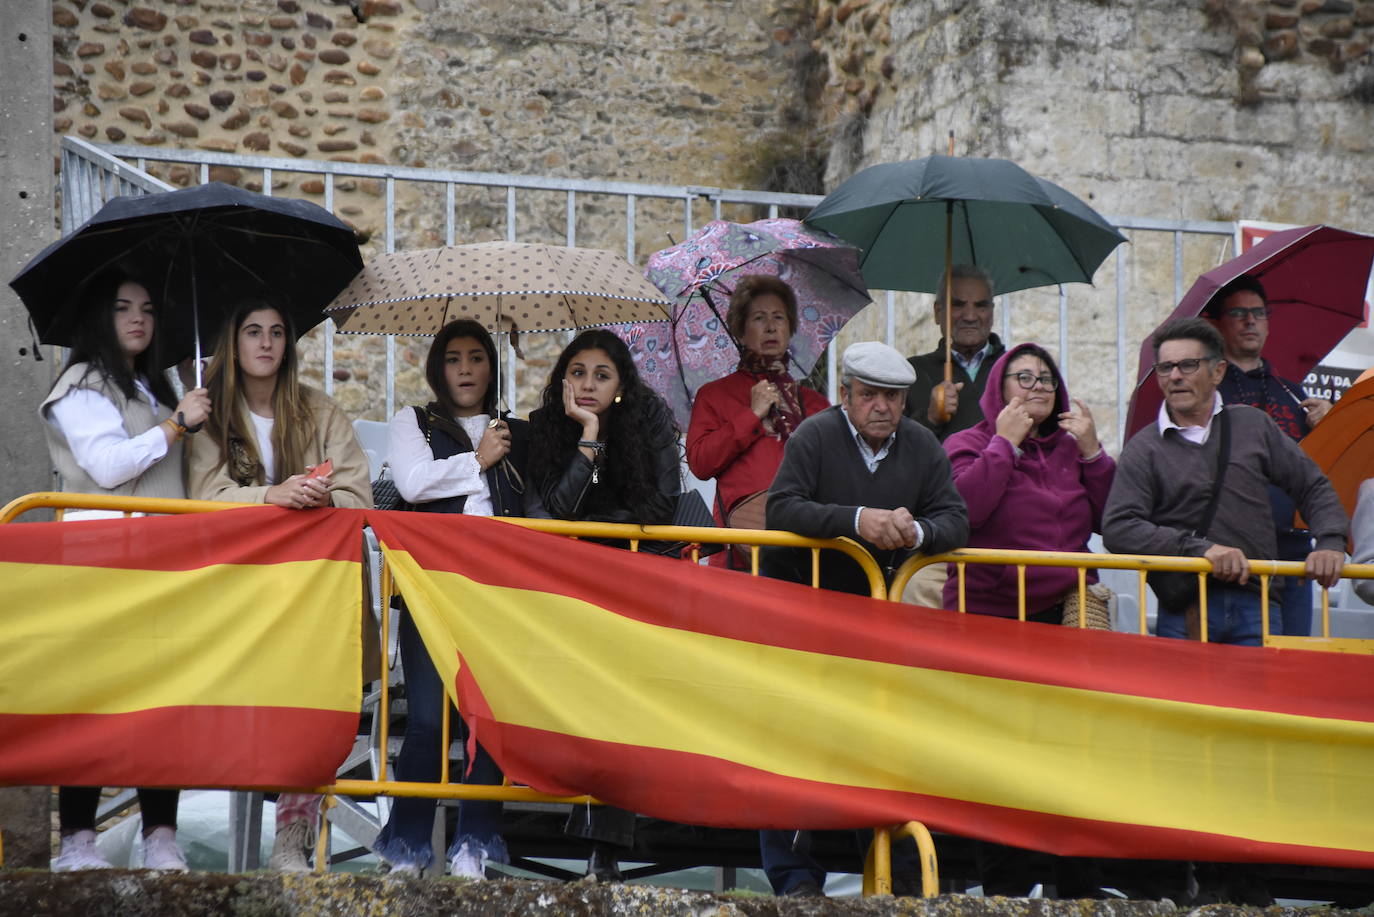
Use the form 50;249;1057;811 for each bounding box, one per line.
858;506;919;551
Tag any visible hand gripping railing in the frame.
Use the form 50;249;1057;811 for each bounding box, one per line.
891;547;1374;651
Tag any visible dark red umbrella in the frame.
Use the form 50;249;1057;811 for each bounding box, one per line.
1124;224;1374;438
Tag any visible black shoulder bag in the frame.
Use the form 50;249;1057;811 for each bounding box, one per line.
369;406;430;512
1147;408;1232;610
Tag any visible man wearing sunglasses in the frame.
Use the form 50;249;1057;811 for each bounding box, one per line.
1102;317;1346;647
1209;274;1332;637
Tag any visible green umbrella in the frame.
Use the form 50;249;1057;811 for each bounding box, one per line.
804;155;1126;296
804;154;1126;416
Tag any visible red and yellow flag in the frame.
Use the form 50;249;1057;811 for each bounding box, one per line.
368;511;1374;869
0;507;363;789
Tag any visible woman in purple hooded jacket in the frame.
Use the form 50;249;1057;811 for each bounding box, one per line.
941;342;1115;620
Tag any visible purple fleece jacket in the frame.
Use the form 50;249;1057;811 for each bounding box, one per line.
940;344;1116;618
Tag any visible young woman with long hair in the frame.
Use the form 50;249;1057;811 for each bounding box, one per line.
39;270;211;872
527;328;680;526
372;318;528;878
186;296;371;871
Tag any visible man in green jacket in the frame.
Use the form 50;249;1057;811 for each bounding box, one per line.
904;263;1005;441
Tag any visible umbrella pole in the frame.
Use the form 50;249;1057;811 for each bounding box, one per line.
939;199;954;424
192;253;203;389
943;131;955;390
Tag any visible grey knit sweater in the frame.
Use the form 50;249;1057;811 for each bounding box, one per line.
1102;404;1346;562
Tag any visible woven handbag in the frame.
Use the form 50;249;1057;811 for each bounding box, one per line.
1061;582;1113;630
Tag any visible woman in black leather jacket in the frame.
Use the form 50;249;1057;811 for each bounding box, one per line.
525;328;681;880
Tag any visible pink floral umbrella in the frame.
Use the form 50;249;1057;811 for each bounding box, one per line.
614;218;871;429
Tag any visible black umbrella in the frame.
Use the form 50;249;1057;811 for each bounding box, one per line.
10;182;362;381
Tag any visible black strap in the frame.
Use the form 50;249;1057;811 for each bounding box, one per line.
1195;407;1232;538
412;405;430;445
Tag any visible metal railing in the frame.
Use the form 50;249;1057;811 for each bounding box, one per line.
9;490;1374;888
0;492;926;893
57;136;1241;448
892;548;1374;651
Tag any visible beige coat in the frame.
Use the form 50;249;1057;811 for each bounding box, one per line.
40;362;185;500
186;384;372;509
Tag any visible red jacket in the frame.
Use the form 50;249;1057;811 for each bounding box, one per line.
686;370;828;563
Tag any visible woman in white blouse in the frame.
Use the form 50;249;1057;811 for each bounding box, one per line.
372;318;527;878
39;271;211;872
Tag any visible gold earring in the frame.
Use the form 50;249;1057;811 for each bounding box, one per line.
614;393;622;404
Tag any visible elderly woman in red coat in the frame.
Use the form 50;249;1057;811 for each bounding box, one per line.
686;275;829;567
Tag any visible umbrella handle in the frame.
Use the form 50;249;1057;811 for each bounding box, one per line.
937;201;954;423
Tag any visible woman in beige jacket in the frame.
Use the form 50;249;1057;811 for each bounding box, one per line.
186;296;371;871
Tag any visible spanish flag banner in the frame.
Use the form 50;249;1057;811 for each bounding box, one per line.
368;511;1374;868
0;507;363;789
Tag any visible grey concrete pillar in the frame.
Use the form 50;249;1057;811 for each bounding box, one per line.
0;0;57;870
0;0;58;513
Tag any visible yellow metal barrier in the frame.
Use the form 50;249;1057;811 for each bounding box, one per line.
0;490;251;522
891;548;1374;650
863;822;939;897
1;492;936;893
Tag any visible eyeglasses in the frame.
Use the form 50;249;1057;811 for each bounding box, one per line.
1152;358;1212;377
1004;371;1058;391
1222;305;1270;321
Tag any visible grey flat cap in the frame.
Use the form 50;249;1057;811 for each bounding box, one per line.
842;341;916;389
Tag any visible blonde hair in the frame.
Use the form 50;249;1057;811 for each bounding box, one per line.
202;299;316;485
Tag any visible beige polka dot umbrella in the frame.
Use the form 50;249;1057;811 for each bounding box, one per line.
326;242;672;335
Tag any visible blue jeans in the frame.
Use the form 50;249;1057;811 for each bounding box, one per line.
1156;586;1269;646
759;829;920;895
373;608;507;869
1275;576;1312;637
1275;529;1315;637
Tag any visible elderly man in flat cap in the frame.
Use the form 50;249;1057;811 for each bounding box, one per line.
756;341;968;899
764;340;969;598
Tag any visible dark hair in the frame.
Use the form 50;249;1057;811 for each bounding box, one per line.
1002;342;1063;438
528;329;678;521
726;275;799;342
1151;316;1224;362
55;270;176;408
1209;273;1268;315
425;319;499;418
202;296;315;485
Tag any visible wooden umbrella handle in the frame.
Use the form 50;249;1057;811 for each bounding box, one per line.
937;199;954;423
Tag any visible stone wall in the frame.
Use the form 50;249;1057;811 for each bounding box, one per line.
811;0;1374;448
45;1;1374;444
48;0;819;420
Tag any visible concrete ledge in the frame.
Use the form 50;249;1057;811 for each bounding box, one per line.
0;870;1310;917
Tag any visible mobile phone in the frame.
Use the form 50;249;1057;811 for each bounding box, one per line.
307;458;333;479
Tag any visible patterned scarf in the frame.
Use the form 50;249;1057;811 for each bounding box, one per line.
738;349;804;441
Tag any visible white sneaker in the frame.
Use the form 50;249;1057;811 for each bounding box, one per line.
141;826;189;871
449;841;485;879
381;861;422;879
52;829;112;871
268;819;313;873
